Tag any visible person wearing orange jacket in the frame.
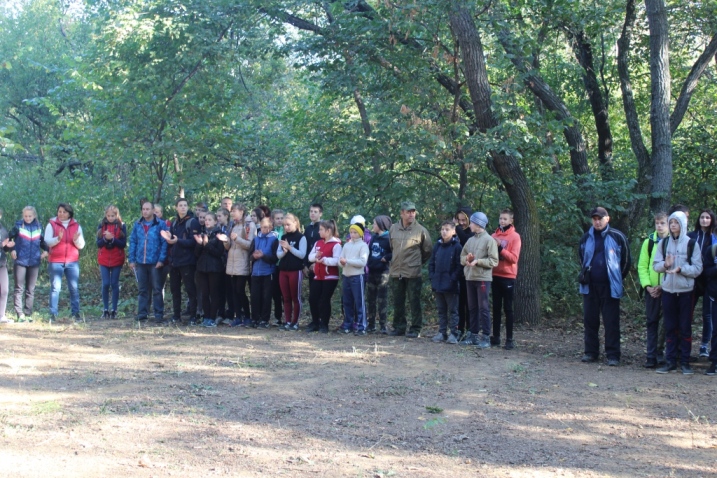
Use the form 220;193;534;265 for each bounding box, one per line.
490;209;522;350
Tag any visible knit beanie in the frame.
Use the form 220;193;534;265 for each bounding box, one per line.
349;224;364;236
470;212;488;229
350;215;366;226
374;215;392;232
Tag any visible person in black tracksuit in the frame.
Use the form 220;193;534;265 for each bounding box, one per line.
194;213;228;327
366;215;392;333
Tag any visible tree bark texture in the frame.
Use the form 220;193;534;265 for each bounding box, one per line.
645;0;672;214
450;4;541;326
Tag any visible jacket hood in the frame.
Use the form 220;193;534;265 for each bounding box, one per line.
455;207;472;221
668;211;688;242
438;236;459;246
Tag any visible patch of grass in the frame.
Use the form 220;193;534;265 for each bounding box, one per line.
423;417;446;430
425;406;443;414
32;401;61;414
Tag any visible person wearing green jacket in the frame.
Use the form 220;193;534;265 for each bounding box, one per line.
638;212;669;368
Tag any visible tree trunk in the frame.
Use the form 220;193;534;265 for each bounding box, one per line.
450;4;541;326
645;0;672;214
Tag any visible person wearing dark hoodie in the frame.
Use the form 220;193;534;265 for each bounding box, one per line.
702;229;717;376
688;209;716;358
454;206;473;338
161;198;201;324
491;208;522;350
8;206;48;322
429;221;463;344
578;207;631;366
654;211;703;375
194;212;229;327
366;215;392;333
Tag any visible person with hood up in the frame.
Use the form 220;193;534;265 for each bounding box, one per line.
654;211;703;375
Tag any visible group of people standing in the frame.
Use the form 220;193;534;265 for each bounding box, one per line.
579;205;717;376
0;199;523;351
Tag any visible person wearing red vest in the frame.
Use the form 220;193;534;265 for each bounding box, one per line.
306;220;342;333
96;205;127;320
44;203;86;323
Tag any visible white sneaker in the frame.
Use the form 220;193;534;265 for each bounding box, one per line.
0;317;15;324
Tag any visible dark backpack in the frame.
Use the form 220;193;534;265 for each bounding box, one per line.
660;236;696;265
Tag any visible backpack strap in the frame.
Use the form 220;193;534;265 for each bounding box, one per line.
662;236;696;265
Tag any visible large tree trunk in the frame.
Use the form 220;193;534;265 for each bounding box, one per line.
450;4;541;326
645;0;672;214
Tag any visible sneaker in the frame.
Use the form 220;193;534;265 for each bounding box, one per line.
305;323;319;333
48;314;58;324
16;313;26;323
388;329;405;336
644;358;658;368
459;332;476;345
170;316;182;324
188;319;198;326
705;363;716;376
136;316;148;323
681;364;694;375
607;359;620;367
282;323;292;331
102;310;110;320
0;317;14;324
504;339;515;350
380;326;388;335
366;326;377;333
581;354;598;363
476;335;491;349
405;331;421;338
656;362;677;374
319;327;329;334
204;319;217;328
73;314;83;323
446;333;458;344
230;318;243;327
432;332;447;343
290;323;299;331
110;311;117;320
258;321;270;329
341;328;352;334
490;336;500;346
152;317;167;325
355;330;367;336
699;345;709;358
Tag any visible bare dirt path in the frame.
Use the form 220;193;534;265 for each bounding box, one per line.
1;320;716;477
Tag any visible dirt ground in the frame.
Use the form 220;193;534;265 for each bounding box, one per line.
1;316;716;478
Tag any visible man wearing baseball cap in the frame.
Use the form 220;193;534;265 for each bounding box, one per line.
578;206;631;366
388;201;433;337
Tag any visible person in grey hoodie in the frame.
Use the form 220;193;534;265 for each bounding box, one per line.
653;211;703;375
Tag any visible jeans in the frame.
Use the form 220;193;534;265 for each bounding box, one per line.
49;261;80;316
662;291;693;364
341;274;367;331
366;271;389;329
466;280;491;336
390;276;423;334
13;264;39;316
135;263;164;319
435;291;459;336
100;265;122;312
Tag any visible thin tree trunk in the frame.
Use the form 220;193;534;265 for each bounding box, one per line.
450;4;541;326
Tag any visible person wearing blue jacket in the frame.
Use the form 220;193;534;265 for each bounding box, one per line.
429;221;463;344
249;217;279;328
8;206;48;322
128;200;168;323
578;207;631;366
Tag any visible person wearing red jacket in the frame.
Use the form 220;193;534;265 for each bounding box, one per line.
96;205;127;320
491;209;522;350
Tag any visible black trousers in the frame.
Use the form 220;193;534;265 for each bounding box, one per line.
492;276;515;341
582;283;621;361
251;275;273;323
170;265;197;319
